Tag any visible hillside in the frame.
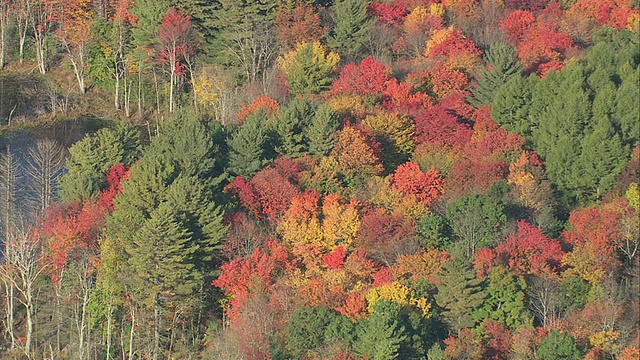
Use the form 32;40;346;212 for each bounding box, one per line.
0;1;639;359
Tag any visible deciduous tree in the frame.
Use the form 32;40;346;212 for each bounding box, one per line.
49;0;94;93
158;8;193;113
274;2;325;50
279;41;340;95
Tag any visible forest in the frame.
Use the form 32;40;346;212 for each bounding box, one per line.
0;0;638;359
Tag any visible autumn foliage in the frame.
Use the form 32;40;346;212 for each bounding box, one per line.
475;221;565;278
5;0;639;358
331;56;390;97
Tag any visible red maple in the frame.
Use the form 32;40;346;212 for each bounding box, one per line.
331;56;390;97
389;161;444;206
368;1;407;25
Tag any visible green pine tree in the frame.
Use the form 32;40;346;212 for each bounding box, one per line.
573;117;629;200
150;111;225;186
307;104;340;157
227;108;269;177
537;330;582;360
275;97;317;157
614;65;640;146
472;267;532;329
59;123;141;202
131;0;171;50
491;74;536;138
284;306;338;359
468;42;523;107
416;214;452;251
434;255;486;334
126;203;200;360
355;300;408;360
327;0;374;62
163;175;227;279
531;63;591;202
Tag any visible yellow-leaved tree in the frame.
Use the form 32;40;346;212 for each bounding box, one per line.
193;67;219;108
362;111;415;169
365;281;432;317
278;41;340;95
321;194;360;250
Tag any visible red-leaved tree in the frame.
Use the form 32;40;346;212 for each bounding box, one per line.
474;221;565;278
331;56;390;97
158;8;193;113
274;2;325;50
389;161;444;206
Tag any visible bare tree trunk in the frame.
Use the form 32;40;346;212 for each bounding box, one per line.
52;270;65;354
113;20;127;112
0;146;19;349
186;58;197;110
115;65;121;110
105;302;113;360
0;9;7;69
1;146;21;240
1;226;46;358
62;40;87;93
153;300;159;360
32;6;49;75
25;139;65;216
527;276;562;329
137;61;143;120
75;257;93;360
124;77;132;118
168;58;175;113
2;278;16;349
128;306;135;360
16;3;29;65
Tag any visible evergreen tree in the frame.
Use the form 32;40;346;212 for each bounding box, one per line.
150;111;225;185
327;0;374;62
416;214;452;251
324;314;357;348
434;254;486;334
537;330;581;360
227;108;269;177
472;267;532;329
174;0;217;48
103;114;228;358
163;175;227;279
614;66;640;146
355;300;407;360
531;64;591;202
59;123;141;202
131;0;171;50
126;202;200;360
307;104;340;157
468;42;523;107
573;117;628;200
275;97;317;157
491;74;536;138
284;306;338;359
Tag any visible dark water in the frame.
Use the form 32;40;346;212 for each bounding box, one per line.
0;70;112;152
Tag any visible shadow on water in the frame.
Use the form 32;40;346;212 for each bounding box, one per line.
0;71;113;152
